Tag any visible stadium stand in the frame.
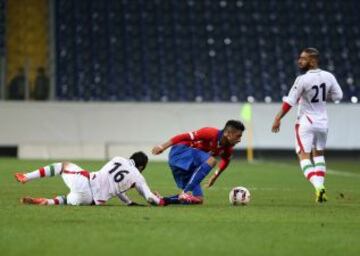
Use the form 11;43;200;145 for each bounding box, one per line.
5;0;49;93
0;0;4;57
55;0;360;102
0;0;4;98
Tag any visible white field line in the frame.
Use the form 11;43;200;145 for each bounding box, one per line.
257;160;360;178
327;169;360;178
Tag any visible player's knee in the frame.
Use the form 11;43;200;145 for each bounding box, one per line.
66;193;92;206
313;150;324;157
66;193;81;206
207;157;217;167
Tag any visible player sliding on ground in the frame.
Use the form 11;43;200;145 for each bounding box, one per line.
271;48;343;203
15;151;166;206
152;120;245;205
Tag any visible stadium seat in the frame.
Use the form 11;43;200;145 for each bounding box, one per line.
54;0;360;102
0;0;4;57
0;0;4;99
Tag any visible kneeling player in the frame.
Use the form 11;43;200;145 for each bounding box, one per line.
152;120;245;205
15;151;166;206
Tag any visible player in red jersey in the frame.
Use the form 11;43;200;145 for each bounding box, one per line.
152;120;245;204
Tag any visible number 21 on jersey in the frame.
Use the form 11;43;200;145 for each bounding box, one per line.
311;83;326;102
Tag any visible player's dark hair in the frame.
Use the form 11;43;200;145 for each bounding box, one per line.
130;151;148;171
303;47;320;62
224;120;245;132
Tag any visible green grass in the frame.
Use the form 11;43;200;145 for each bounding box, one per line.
1;158;360;256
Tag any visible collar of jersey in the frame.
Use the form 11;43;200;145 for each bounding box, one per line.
307;68;321;73
129;159;135;167
217;130;224;147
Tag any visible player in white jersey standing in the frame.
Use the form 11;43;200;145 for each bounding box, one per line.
271;48;343;203
15;151;166;206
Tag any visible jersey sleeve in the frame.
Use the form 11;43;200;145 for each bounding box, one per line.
328;75;343;102
218;147;233;171
283;76;304;106
134;176;161;205
117;192;132;205
170;127;216;144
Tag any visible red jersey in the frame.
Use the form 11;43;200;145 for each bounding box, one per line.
170;127;234;171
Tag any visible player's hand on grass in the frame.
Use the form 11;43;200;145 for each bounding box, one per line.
206;175;218;188
127;202;146;207
271;117;281;133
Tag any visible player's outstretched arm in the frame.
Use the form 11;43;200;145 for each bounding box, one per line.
152;140;172;155
206;155;231;188
135;178;166;206
117;192;146;206
206;169;222;188
117;192;133;205
153;130;204;155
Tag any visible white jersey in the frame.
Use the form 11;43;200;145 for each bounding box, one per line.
89;157;160;205
284;69;343;126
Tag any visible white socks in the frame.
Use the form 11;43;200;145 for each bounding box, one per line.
24;163;63;181
46;196;67;205
300;159;322;189
313;156;326;186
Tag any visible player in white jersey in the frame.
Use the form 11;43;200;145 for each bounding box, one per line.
271;48;343;203
14;151;166;206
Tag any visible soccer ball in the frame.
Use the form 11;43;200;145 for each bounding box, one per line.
229;186;251;205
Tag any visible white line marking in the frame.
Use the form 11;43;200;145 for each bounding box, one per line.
327;169;360;178
260;160;360;178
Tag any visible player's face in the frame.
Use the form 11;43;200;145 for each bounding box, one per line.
224;129;243;146
297;52;312;71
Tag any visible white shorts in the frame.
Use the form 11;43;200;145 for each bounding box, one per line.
61;163;93;205
295;118;328;153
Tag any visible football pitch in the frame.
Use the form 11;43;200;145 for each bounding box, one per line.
1;158;359;256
